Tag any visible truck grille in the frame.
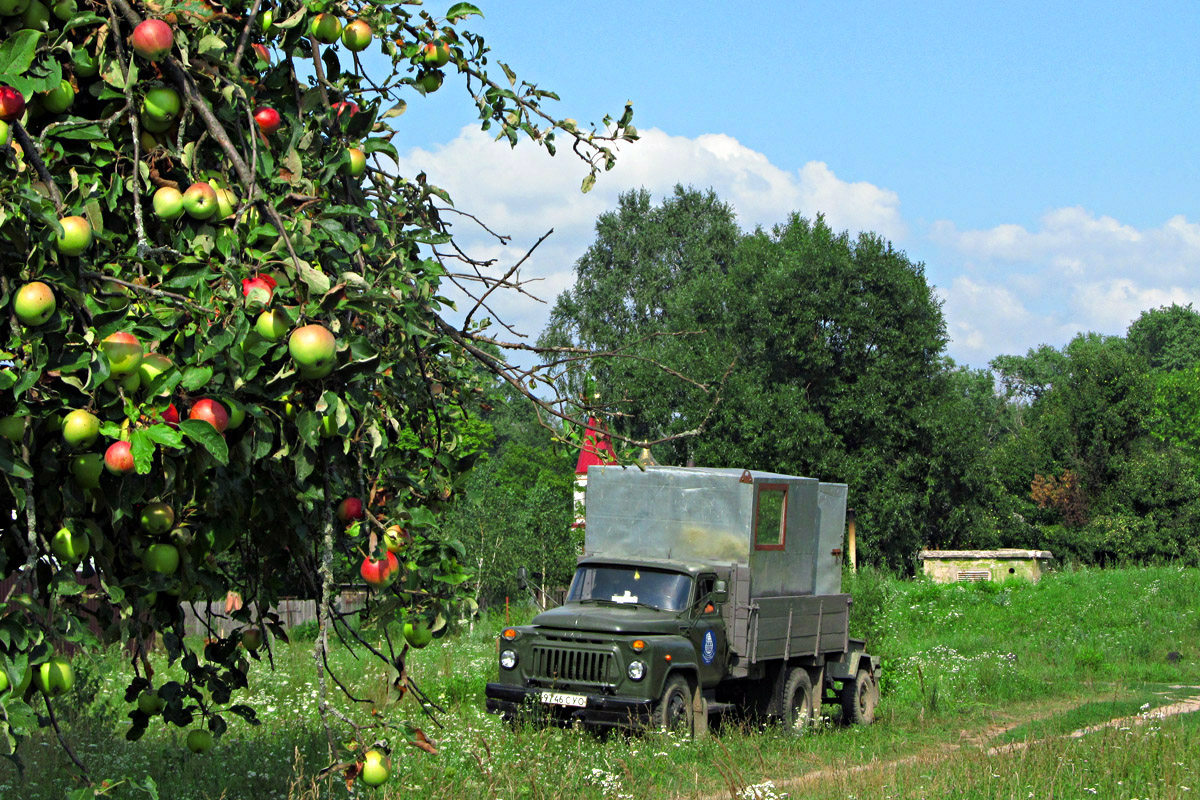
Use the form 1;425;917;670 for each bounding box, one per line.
530;646;617;686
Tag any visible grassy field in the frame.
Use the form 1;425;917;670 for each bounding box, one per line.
4;565;1199;799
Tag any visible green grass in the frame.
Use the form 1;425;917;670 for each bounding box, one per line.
4;565;1200;799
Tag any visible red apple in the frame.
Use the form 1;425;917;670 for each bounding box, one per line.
0;86;26;122
132;19;173;62
421;39;450;67
332;101;358;119
360;551;398;588
337;497;364;523
254;107;281;135
241;274;276;307
251;43;272;66
188;398;229;433
160;403;180;428
105;440;135;474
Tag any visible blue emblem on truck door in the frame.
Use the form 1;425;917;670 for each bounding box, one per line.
701;629;716;664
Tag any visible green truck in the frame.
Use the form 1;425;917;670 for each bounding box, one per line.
484;466;880;735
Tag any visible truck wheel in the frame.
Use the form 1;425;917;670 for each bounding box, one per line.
779;668;814;734
655;676;693;733
840;669;878;726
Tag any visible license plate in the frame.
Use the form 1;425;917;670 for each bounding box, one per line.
540;691;587;708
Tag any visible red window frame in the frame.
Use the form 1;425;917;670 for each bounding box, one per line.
753;483;788;551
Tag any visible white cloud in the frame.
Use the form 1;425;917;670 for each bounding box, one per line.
932;208;1200;365
393;126;906;346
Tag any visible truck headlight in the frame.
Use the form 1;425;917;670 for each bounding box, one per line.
627;660;645;681
500;650;518;670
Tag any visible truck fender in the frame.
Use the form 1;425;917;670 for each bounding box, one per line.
648;639;700;697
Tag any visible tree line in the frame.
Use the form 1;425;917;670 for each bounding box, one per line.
447;185;1200;599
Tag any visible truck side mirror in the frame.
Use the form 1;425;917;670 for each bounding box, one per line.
712;580;728;605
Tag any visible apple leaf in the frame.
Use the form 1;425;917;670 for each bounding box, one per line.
146;424;185;449
446;2;483;21
181;365;214;390
130;428;155;474
0;55;62;101
0;31;43;78
0;450;33;480
178;419;229;464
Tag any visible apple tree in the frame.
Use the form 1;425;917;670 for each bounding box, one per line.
0;0;638;786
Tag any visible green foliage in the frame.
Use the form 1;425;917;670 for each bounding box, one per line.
0;0;638;777
1127;302;1200;371
544;189;995;569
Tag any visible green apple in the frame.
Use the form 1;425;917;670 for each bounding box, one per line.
225;398;246;430
70;452;104;488
137;689;165;715
51;0;74;20
140;502;175;534
289;324;337;373
0;0;32;16
21;0;49;29
51;524;90;563
340;19;371;51
142;86;181;124
360;749;390;787
255;308;289;341
55;215;92;256
214;186;236;220
186;728;213;754
153;186;185;220
182;182;219;220
139;109;173;134
14;280;56;325
241;627;263;651
33;656;74;696
100;331;143;377
416;69;443;94
343;147;366;178
0;415;26;442
308;12;341;44
137;352;174;392
41;79;75;114
0;665;32;697
62;409;100;448
143;542;180;574
403;621;432;648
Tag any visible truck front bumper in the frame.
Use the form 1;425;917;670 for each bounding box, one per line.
485;683;654;728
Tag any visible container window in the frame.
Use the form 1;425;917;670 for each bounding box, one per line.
754;485;787;550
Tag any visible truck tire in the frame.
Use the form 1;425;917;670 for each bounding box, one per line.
655;676;693;733
840;669;878;726
779;667;814;734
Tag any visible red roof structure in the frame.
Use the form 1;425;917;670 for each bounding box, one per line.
575;417;617;475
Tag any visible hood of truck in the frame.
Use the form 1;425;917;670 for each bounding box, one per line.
531;602;686;635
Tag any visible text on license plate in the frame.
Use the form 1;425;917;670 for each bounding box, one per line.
541;691;587;707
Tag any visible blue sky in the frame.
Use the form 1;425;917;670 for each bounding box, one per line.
373;1;1200;370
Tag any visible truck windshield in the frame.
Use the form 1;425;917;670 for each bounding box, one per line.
567;566;693;612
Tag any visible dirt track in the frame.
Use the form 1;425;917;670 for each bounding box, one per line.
693;690;1200;800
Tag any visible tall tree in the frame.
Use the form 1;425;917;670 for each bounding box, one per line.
1127;303;1200;371
545;196;998;569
